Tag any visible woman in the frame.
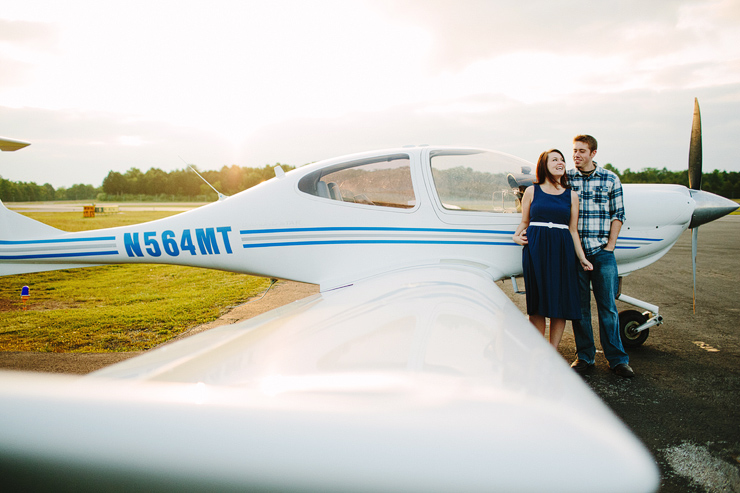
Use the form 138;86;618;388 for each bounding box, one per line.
513;149;593;348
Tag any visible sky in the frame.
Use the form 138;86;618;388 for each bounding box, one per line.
1;0;739;188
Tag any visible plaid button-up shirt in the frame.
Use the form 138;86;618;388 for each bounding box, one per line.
567;166;626;257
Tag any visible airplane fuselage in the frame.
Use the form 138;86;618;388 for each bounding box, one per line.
0;146;717;289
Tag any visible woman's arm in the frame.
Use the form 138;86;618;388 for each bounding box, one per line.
570;191;593;270
512;186;534;246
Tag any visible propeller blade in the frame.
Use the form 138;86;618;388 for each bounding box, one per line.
692;227;698;314
689;98;703;313
688;98;702;190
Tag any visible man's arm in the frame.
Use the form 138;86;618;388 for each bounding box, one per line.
606;173;626;251
604;219;622;251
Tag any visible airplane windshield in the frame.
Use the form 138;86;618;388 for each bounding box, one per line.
430;149;532;213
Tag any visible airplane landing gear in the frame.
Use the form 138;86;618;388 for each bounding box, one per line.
619;310;650;348
616;279;664;347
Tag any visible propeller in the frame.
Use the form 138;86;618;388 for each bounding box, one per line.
683;99;737;311
689;98;701;313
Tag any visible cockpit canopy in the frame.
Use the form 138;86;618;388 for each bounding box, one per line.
298;148;534;214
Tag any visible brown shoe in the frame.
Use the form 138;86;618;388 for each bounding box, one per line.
612;363;635;378
571;359;595;374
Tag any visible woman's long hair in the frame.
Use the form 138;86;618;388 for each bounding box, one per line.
535;149;569;188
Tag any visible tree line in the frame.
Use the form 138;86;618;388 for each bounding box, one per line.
2;162;739;202
0;164;294;202
603;164;740;199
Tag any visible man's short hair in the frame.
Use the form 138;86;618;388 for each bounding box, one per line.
574;134;598;152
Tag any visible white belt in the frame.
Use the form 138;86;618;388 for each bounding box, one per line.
529;221;569;230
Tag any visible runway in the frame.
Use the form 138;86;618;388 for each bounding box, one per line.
5;201;207;213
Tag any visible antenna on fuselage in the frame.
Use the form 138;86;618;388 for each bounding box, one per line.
179;156;227;201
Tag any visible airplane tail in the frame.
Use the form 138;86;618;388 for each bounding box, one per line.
0;200;92;276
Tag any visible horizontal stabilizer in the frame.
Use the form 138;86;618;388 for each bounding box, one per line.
0;200;65;240
0;201;85;276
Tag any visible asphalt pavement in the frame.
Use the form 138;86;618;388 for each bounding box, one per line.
500;215;740;493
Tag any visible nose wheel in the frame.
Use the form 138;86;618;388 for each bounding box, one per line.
616;284;664;348
619;310;650;347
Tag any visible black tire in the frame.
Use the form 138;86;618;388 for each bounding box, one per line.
619;310;649;347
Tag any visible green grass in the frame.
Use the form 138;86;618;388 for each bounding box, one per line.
732;199;740;215
1;210;271;352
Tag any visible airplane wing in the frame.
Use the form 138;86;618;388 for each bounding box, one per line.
0;136;30;151
0;265;659;492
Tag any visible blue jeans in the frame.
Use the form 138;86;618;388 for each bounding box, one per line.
572;249;629;368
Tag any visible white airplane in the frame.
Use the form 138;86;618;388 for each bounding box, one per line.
0;102;735;491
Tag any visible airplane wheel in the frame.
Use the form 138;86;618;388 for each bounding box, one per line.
619;310;649;348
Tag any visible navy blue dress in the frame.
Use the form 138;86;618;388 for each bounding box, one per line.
522;184;581;320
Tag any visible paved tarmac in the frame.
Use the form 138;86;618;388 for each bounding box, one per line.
499;216;740;493
5;201;207;213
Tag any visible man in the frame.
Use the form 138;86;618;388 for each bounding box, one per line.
568;135;634;378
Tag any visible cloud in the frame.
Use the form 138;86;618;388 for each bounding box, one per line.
0;56;34;88
373;0;740;94
0;106;234;187
0;19;58;90
1;1;739;188
241;83;740;174
2;82;739;190
373;1;677;68
0;18;57;48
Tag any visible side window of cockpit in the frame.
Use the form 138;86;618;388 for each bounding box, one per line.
298;156;416;209
430;151;528;213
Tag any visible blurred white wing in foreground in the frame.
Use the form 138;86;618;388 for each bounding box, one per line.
0;265;659;492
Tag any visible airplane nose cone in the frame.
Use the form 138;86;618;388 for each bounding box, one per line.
689;190;739;228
